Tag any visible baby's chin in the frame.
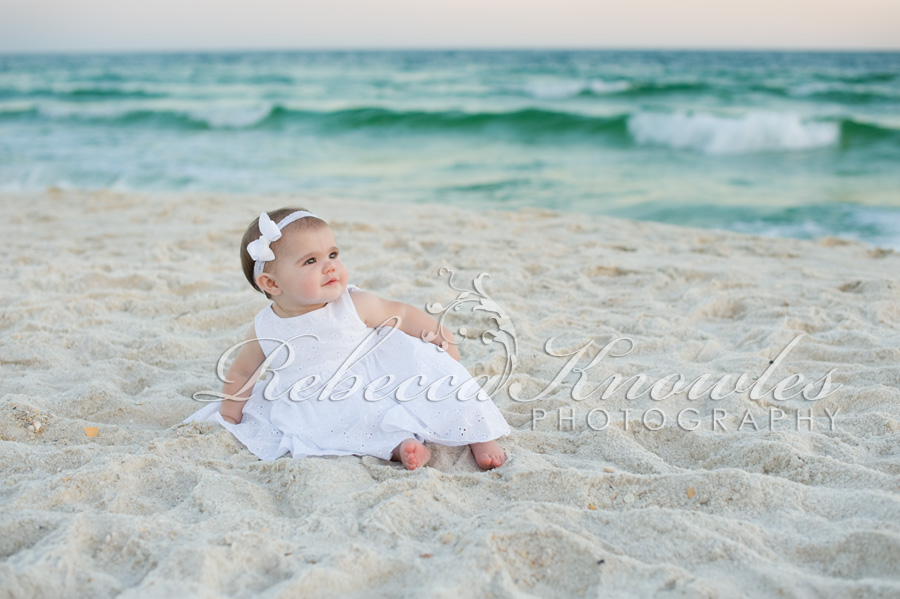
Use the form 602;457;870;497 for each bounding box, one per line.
325;279;348;294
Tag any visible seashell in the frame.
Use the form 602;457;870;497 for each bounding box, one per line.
32;421;41;432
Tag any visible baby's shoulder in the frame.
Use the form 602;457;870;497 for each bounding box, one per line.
347;287;382;327
347;287;373;311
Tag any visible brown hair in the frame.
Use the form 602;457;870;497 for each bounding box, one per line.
240;207;329;298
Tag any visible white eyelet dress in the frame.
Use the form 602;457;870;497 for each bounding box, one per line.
182;284;511;461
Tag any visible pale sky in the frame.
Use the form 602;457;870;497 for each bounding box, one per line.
2;0;899;53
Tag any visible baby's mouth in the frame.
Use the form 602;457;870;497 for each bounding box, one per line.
324;277;339;286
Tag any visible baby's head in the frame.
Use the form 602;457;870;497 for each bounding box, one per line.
240;207;332;299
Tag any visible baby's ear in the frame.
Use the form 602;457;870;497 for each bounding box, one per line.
257;273;280;296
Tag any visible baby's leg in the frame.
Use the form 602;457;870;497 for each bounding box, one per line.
470;440;506;470
391;438;431;470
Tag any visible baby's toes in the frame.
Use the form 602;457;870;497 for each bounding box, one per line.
405;453;419;469
475;454;493;469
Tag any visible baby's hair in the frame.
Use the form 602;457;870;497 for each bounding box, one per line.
240;207;329;298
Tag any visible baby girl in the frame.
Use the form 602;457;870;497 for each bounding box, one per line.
183;208;511;470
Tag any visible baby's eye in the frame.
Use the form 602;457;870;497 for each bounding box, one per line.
330;251;339;259
305;257;316;265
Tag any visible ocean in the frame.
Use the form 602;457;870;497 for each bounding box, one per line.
1;50;898;247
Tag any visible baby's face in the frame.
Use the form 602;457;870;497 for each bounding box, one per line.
267;225;348;309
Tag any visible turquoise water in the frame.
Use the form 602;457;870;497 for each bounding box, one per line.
1;50;899;246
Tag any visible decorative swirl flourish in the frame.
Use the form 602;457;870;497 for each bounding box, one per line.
423;267;519;398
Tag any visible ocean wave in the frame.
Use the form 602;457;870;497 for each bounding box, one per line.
2;103;278;129
834;72;897;84
518;79;712;100
726;204;900;249
29;105;215;129
627;111;841;154
754;82;900;105
614;201;900;249
441;178;533;194
192;106;275;128
3;101;898;152
295;106;630;136
522;79;631;99
615;81;712;97
0;102;36;115
0;86;165;101
0;103;632;136
840;118;900;146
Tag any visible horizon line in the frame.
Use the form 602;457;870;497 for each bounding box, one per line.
2;45;900;57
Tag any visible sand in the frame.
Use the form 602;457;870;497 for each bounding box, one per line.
1;189;899;598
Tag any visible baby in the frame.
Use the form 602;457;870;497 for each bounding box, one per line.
184;208;510;470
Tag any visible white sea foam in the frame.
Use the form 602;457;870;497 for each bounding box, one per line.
0;101;35;114
32;99;275;129
526;80;584;99
588;80;631;94
627;111;840;154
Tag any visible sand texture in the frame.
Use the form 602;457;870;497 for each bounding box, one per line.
2;190;899;598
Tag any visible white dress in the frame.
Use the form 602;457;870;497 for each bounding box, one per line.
182;284;511;461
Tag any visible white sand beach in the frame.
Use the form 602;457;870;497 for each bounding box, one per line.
1;189;899;598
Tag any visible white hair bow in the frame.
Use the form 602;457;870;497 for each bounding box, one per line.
248;210;320;285
247;212;282;262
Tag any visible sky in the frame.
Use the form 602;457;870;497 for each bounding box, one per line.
2;0;899;53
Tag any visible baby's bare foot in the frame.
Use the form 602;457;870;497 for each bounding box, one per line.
392;438;431;470
470;440;506;470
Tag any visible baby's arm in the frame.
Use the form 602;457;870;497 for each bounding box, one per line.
350;291;461;362
220;324;266;424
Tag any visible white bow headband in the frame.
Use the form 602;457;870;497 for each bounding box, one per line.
247;210;319;283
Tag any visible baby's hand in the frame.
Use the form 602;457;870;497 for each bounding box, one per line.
444;341;462;362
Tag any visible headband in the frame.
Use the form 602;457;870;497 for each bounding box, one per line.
247;210;319;284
